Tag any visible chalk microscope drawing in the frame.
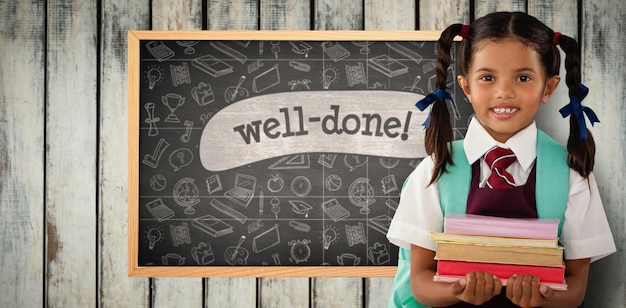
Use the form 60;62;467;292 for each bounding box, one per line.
137;39;471;266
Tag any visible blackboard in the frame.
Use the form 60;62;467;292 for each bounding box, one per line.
128;31;472;277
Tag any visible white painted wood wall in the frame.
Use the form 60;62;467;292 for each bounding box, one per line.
1;0;623;307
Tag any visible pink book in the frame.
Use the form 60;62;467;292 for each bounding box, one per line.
444;214;559;240
433;274;567;291
436;260;565;283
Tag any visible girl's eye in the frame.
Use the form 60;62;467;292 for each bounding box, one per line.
479;75;494;82
517;75;531;82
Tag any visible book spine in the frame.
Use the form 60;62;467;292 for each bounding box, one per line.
435;242;564;267
436;260;565;283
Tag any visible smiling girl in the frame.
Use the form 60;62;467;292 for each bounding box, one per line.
387;12;615;308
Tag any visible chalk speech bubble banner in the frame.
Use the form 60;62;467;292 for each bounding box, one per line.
199;90;428;171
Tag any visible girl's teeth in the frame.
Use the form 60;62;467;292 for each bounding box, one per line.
493;108;518;114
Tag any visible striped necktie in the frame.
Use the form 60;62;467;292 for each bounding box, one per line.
484;146;517;189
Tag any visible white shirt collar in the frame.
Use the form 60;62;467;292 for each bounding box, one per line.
463;117;537;171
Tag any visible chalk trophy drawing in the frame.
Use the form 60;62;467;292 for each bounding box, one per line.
142;138;169;168
144;65;164;90
337;253;360;266
191;81;215;106
170;222;192;247
288;239;311;264
145;198;175;222
149;174;167;191
173;177;200;214
224;173;257;208
225;75;249;104
321;226;338;250
266;174;284;193
321;198;350;222
144;103;160;136
144;225;164;250
191;242;215;265
176;40;199;54
348;178;376;214
192;215;233;237
161;93;184;123
205;174;223;194
367;242;391;265
146;41;175;62
290;175;311;197
225;235;249;265
170;63;191;86
324;174;342;192
169;148;193;172
252;224;280;253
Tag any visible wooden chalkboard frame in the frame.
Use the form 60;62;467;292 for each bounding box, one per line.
128;30;446;278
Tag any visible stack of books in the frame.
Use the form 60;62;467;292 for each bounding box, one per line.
431;214;568;290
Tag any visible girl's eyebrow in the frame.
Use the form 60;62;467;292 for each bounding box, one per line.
473;67;537;73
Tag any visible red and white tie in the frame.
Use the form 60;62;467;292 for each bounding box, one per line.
484;146;517;189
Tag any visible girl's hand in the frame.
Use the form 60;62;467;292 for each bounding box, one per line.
450;272;503;305
505;274;554;307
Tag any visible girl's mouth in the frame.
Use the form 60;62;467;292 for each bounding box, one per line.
492;107;519;114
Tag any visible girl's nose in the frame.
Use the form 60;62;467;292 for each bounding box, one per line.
496;82;515;99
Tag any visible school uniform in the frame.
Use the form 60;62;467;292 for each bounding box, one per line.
386;117;616;307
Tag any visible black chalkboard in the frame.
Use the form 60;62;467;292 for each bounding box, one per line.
128;31;472;277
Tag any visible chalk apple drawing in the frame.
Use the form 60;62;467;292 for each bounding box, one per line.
267;174;284;192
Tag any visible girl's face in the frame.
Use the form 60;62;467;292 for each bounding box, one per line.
457;38;560;143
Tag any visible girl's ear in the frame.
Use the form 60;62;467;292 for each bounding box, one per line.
457;75;471;101
542;76;561;103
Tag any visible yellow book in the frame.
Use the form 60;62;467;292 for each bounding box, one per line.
435;241;564;267
430;232;559;248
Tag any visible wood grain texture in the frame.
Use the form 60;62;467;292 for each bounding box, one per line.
580;0;625;305
315;0;363;30
474;0;525;18
45;0;98;306
418;0;470;30
260;0;311;30
364;0;415;30
150;1;205;306
100;1;151;307
207;0;258;30
0;1;45;306
206;278;256;306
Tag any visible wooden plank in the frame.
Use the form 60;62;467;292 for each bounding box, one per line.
580;0;625;306
260;278;310;308
0;1;45;307
206;279;256;306
418;0;470;30
207;0;258;30
364;0;415;30
150;1;204;306
315;0;362;30
474;0;525;18
312;278;362;308
259;0;311;30
45;0;98;306
99;1;151;307
529;1;578;145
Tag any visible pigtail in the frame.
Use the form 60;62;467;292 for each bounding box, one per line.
554;33;596;178
425;23;464;185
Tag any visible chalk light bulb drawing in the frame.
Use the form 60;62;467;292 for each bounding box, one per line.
147;67;162;90
147;228;162;250
322;67;337;89
322;227;337;250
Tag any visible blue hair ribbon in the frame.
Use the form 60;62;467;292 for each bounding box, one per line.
415;89;454;128
558;84;600;141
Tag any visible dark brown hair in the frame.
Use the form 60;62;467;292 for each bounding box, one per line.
427;11;594;184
